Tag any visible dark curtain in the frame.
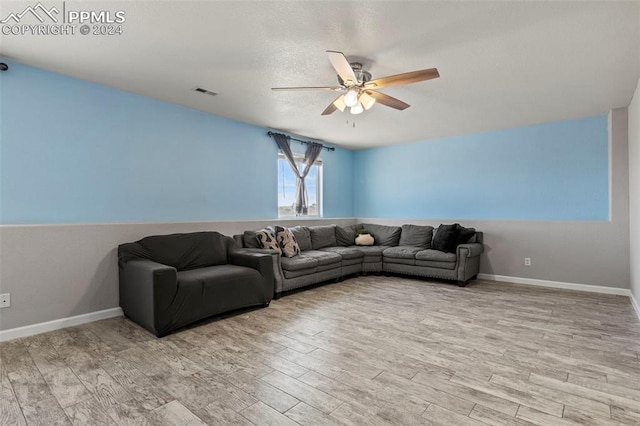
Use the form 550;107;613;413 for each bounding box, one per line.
273;133;323;215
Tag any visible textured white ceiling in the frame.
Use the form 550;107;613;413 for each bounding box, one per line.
1;1;639;149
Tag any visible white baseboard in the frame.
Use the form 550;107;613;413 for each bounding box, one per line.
478;273;639;320
0;307;123;342
1;277;638;342
630;292;640;321
477;273;630;296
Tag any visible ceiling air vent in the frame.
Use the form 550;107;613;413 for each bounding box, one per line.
194;87;218;96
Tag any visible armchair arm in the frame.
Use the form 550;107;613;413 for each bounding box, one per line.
232;247;281;256
119;259;177;337
229;250;275;299
230;248;283;297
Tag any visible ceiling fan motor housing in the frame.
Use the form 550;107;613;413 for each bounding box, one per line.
337;62;372;87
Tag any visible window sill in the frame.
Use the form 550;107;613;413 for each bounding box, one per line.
277;215;322;220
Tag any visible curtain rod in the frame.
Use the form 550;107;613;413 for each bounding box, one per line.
267;131;335;152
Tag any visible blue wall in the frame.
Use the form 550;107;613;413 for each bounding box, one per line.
0;60;353;224
1;59;608;224
354;116;609;220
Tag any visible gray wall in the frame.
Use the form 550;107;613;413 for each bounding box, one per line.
359;108;631;290
630;79;640;304
0;218;355;331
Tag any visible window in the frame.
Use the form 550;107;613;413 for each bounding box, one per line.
278;154;322;217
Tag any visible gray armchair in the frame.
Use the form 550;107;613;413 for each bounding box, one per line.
118;231;273;337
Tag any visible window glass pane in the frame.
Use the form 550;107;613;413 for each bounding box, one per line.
278;156;321;217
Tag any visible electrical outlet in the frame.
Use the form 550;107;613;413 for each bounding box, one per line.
0;293;10;308
524;257;532;267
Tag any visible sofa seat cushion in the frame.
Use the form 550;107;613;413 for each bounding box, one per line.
281;255;318;271
173;264;267;329
353;245;390;262
383;246;422;266
303;250;342;266
383;246;422;259
415;260;457;270
341;257;364;267
318;246;364;260
283;267;318;279
416;249;457;262
177;265;261;289
319;246;364;267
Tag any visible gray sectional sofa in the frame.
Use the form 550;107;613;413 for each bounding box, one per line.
234;223;483;298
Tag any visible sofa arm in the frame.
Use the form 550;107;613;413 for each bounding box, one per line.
457;243;484;258
456;243;484;282
119;259;177;336
229;250;275;292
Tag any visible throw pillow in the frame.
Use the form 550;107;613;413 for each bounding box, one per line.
355;233;375;246
431;224;458;253
255;227;281;253
456;224;476;245
275;226;301;258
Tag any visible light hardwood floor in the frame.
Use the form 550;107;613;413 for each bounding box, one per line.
1;276;639;425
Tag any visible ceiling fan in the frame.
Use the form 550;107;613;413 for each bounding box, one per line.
272;51;439;116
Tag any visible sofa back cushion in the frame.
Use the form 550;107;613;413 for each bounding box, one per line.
399;224;434;248
310;225;337;249
118;231;230;271
335;224;357;247
242;230;262;248
290;226;312;251
360;223;402;246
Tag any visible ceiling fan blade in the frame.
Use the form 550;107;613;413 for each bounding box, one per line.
365;68;439;89
365;90;410;110
272;86;343;91
321;94;346;115
326;51;358;86
321;103;337;116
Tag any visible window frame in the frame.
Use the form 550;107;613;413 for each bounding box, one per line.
277;152;323;218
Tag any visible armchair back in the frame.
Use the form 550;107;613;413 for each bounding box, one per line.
118;231;232;271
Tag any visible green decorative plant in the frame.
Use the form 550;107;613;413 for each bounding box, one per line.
356;228;370;235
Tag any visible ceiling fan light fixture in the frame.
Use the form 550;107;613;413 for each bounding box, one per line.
333;95;346;112
350;103;364;115
344;89;359;107
359;92;376;110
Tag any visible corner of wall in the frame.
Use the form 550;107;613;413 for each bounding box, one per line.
628;76;640;305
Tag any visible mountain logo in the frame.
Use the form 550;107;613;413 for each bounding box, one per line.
1;2;59;24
